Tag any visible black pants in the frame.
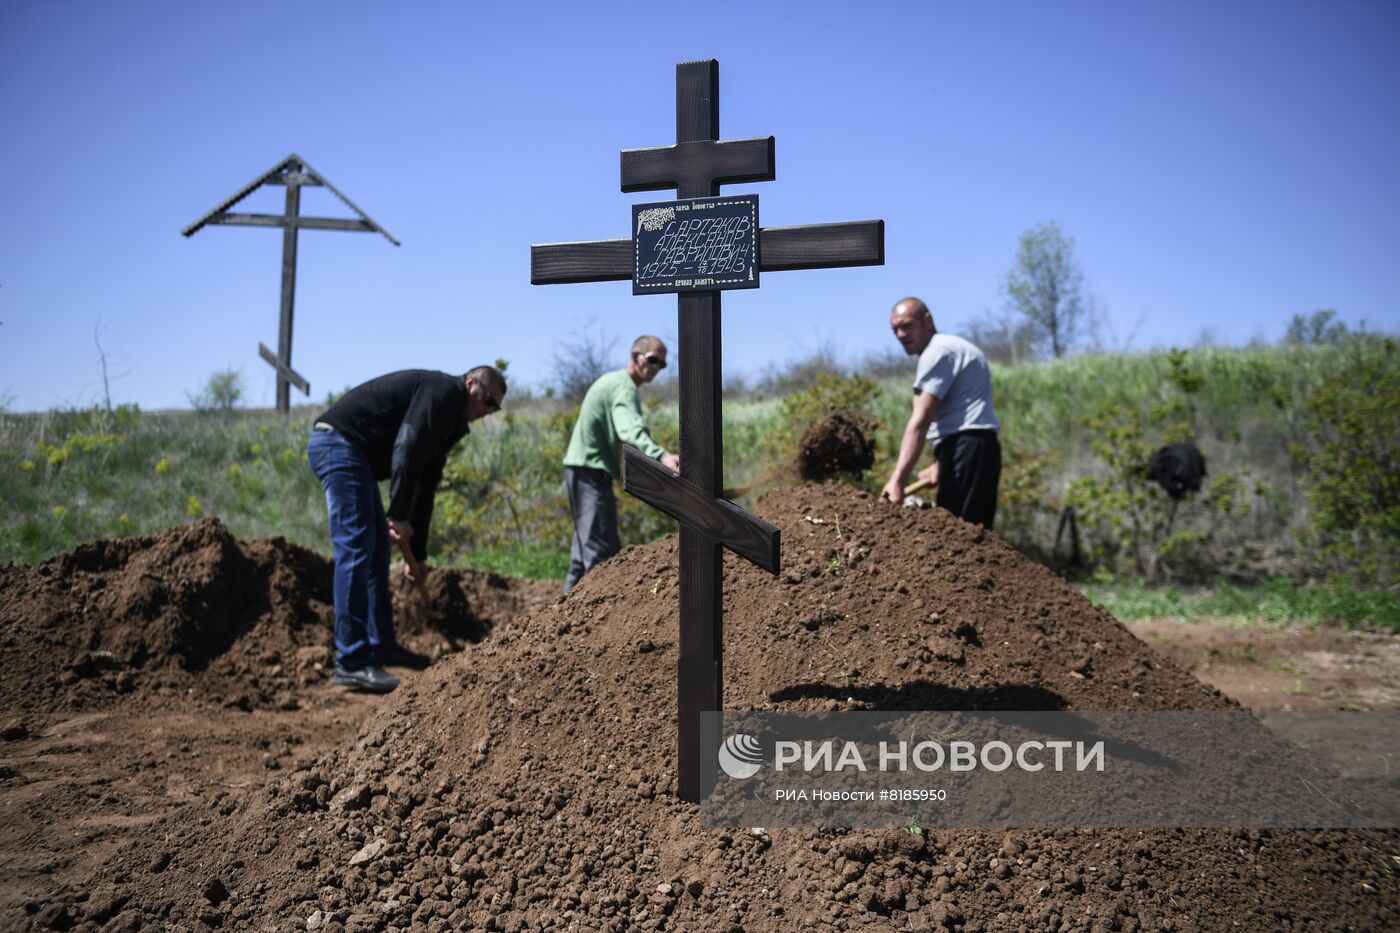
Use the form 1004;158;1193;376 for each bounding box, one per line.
935;430;1001;529
564;466;620;594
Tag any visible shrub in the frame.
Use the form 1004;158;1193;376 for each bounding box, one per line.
188;369;246;412
1285;309;1350;346
1066;349;1250;578
434;408;577;564
994;443;1059;548
766;372;881;477
1290;338;1399;585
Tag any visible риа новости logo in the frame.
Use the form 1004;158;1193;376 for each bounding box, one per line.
718;733;764;779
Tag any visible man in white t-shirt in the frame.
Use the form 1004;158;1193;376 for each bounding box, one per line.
880;297;1002;528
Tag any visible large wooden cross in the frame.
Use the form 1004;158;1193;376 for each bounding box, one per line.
183;154;399;413
532;60;883;802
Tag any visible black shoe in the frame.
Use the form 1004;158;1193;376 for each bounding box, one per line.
333;664;400;693
378;645;431;670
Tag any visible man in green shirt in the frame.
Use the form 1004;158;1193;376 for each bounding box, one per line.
563;335;680;593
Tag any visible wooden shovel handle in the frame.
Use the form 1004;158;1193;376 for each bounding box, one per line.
904;477;936;495
394;538;430;604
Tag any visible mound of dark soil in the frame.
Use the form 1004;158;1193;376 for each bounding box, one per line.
59;486;1393;931
0;519;551;715
797;414;876;482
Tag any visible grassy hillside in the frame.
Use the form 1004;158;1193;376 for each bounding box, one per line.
3;339;1395;625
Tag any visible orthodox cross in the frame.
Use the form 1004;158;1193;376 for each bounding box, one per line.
532;60;884;802
183;154;399;413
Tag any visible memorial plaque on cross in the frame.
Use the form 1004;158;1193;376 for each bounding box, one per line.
532;60;884;802
183;154;400;413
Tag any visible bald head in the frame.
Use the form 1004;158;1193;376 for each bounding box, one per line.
890;297;935;355
892;296;931;322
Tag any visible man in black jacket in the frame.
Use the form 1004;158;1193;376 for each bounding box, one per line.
307;366;506;692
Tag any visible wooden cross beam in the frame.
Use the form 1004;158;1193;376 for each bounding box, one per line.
622;447;779;573
531;59;884;803
532;221;885;285
183;154;399;413
258;342;310;396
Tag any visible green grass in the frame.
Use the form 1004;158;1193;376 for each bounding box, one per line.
0;408;328;564
869;339;1373;480
2;339;1393;602
867;337;1398;581
459;542;570;581
969;340;1348;454
1080;578;1400;632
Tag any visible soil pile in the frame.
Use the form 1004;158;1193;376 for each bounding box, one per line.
796;414;876;482
56;485;1393;931
0;519;550;715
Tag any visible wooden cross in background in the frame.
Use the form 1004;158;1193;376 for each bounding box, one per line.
183;154;399;413
532;60;884;802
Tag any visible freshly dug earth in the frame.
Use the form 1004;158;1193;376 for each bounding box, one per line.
0;520;554;930
796;414;875;482
0;519;544;717
3;489;1396;931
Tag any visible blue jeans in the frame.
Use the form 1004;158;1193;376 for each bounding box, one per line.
307;428;394;668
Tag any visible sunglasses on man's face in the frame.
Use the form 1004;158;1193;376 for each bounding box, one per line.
642;353;667;369
480;386;500;412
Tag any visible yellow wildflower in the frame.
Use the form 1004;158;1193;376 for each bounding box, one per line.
186;496;204;519
51;505;67;518
18;459;35;471
155;458;172;475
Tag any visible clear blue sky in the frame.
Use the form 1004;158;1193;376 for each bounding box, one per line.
2;0;1397;411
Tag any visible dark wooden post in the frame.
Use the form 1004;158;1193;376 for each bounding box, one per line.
674;61;729;805
277;176;302;414
531;60;884;802
183;154;399;413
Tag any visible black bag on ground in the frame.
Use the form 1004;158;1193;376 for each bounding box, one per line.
1146;442;1207;501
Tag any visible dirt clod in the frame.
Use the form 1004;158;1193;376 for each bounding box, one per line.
796;413;875;481
201;876;229;906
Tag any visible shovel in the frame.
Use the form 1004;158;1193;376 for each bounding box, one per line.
899;476;937;509
394;537;431;606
